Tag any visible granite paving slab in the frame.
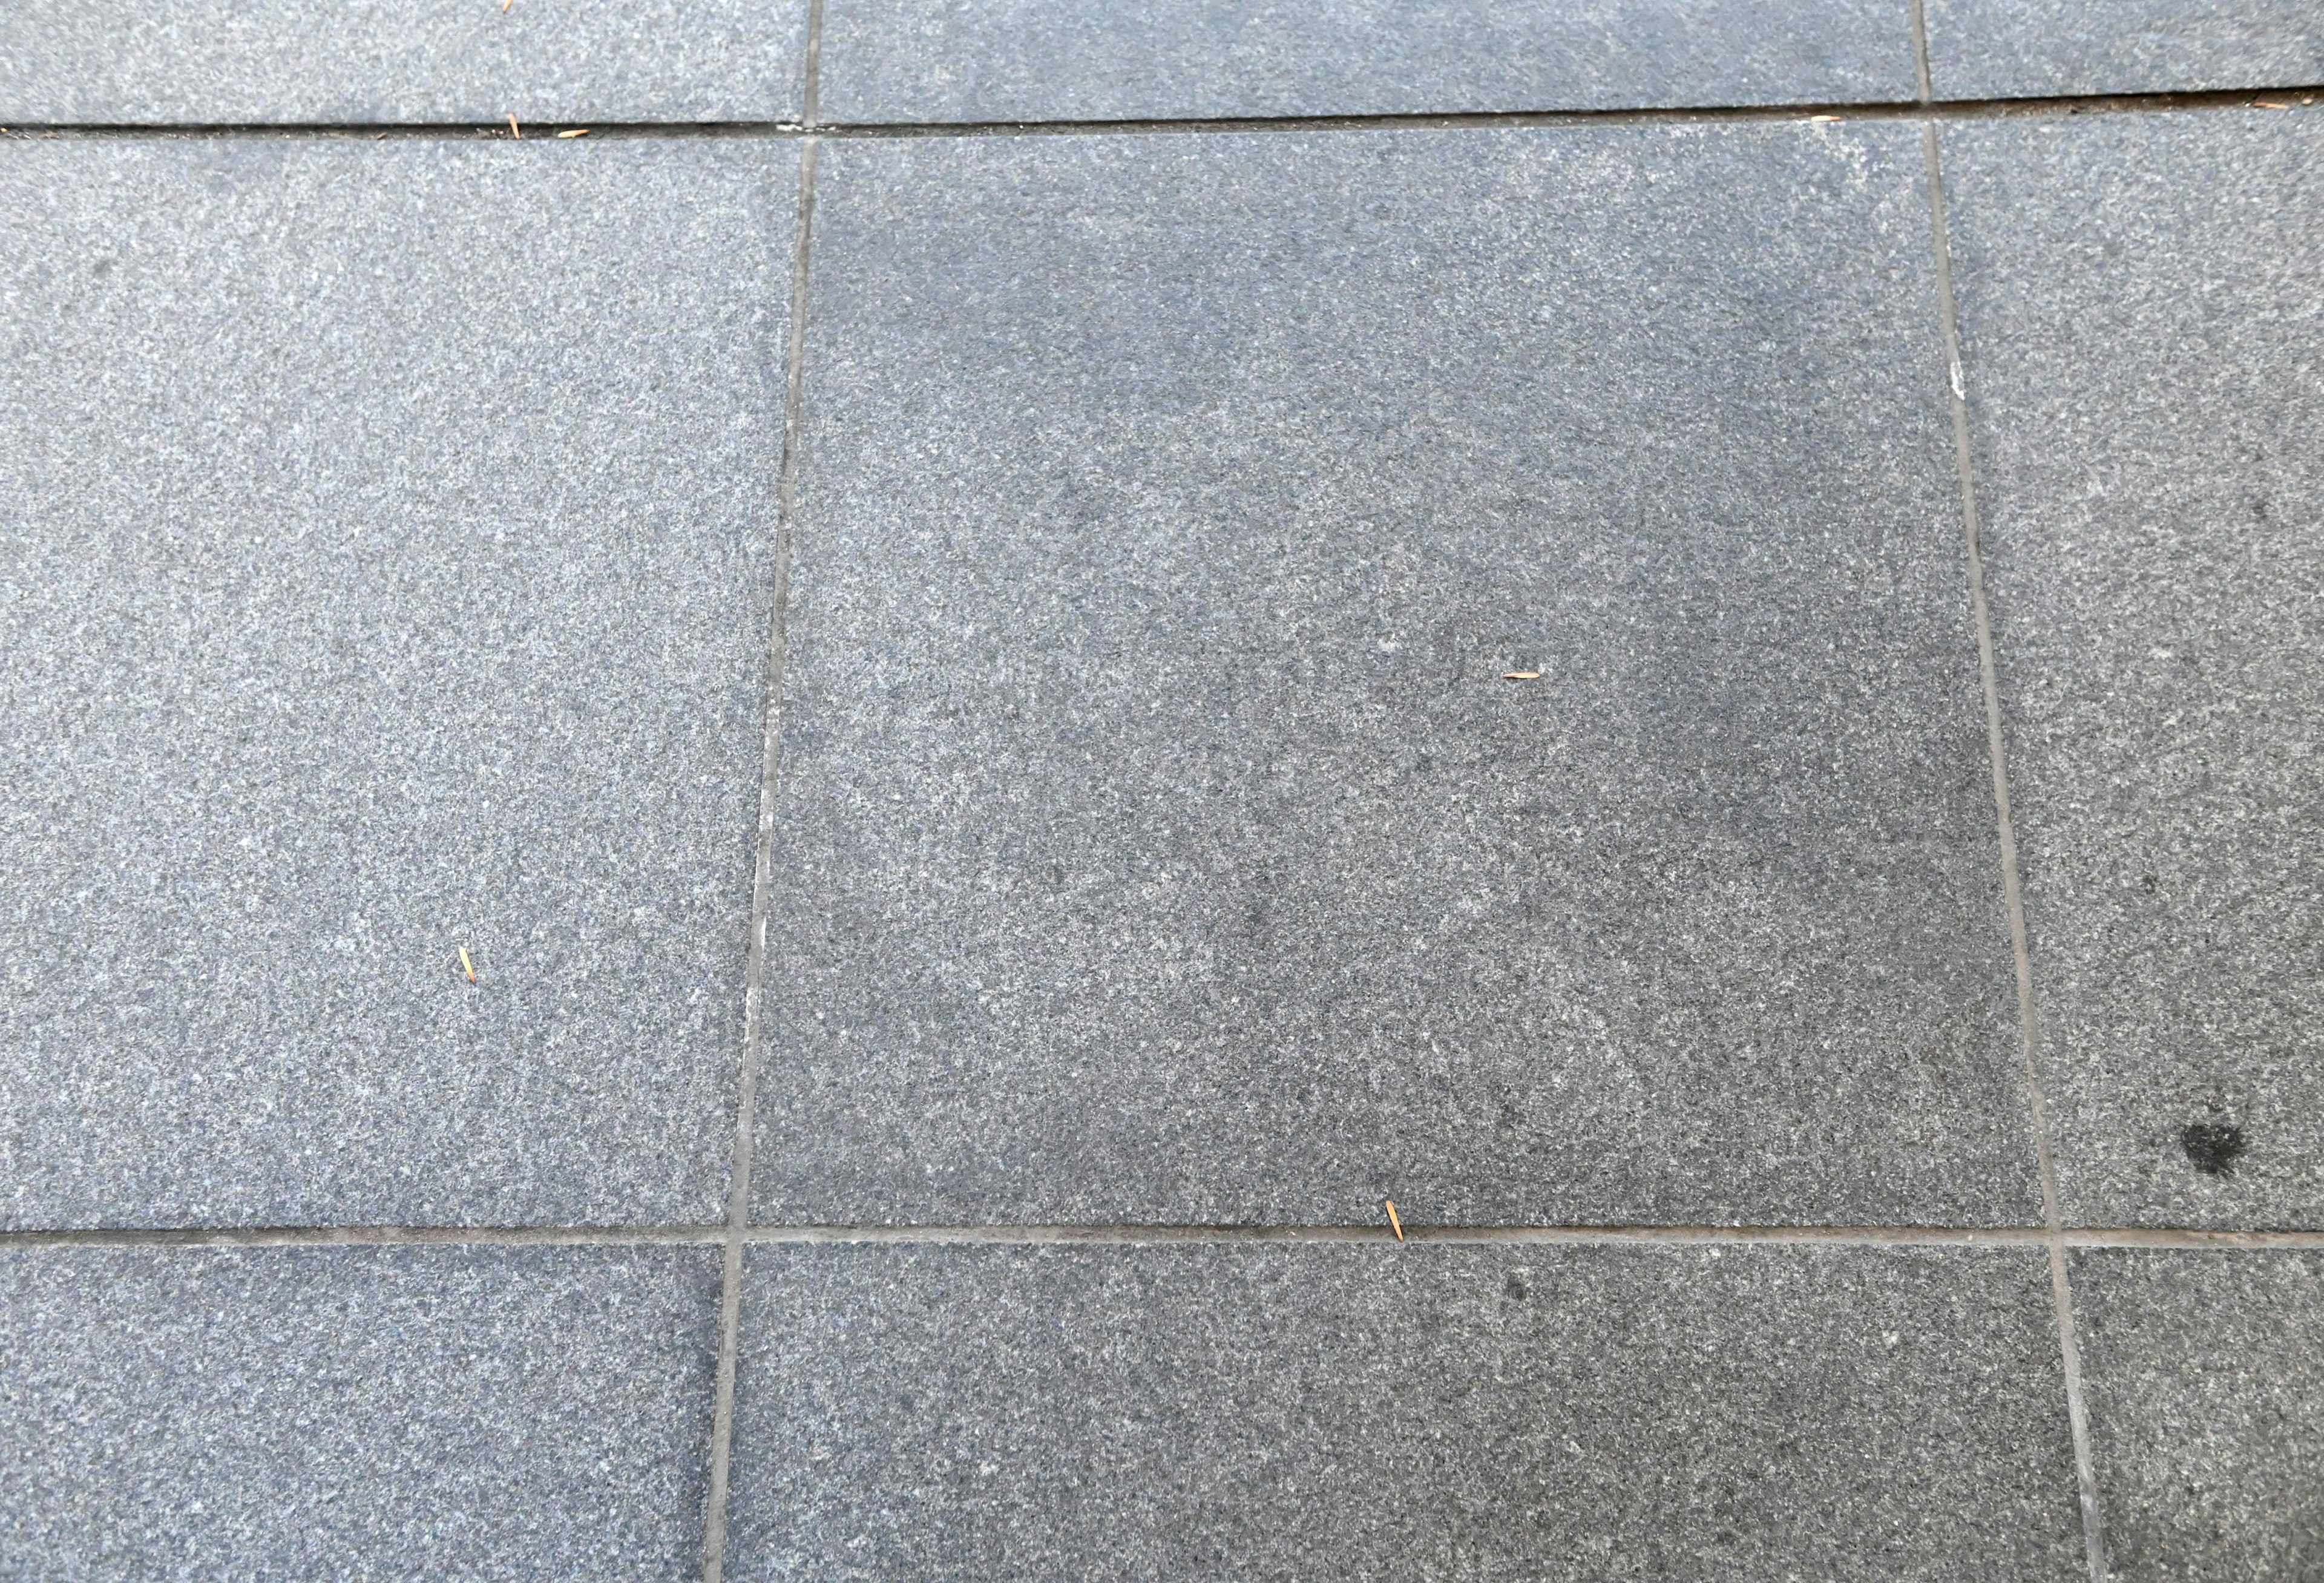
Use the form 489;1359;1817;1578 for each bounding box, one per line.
0;137;795;1228
751;124;2039;1229
2072;1249;2324;1581
1925;0;2324;100
1941;113;2324;1228
0;1242;722;1579
726;1241;2084;1579
816;0;1919;123
0;0;808;125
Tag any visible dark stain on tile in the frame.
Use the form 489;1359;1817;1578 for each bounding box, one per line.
2181;1119;2247;1177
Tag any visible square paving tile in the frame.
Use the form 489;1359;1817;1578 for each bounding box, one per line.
818;0;1917;123
1942;114;2324;1228
1925;0;2324;99
2072;1248;2324;1581
727;1241;2084;1579
0;0;807;124
0;138;795;1228
0;1242;721;1579
752;125;2038;1228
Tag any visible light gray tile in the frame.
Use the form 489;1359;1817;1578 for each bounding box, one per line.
0;0;806;124
2072;1249;2324;1581
819;0;1917;122
1926;0;2324;99
0;139;794;1227
752;126;2037;1228
728;1242;2084;1579
1942;114;2324;1228
0;1243;721;1579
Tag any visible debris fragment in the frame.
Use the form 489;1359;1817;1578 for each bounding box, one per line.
502;0;513;11
2254;100;2289;109
459;946;478;983
508;114;521;139
1808;114;1842;123
1502;671;1541;681
557;128;590;137
1385;1199;1405;1241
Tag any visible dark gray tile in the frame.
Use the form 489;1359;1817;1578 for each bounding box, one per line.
728;1241;2083;1579
0;1242;721;1579
819;0;1917;123
1926;0;2324;99
0;0;806;124
2072;1249;2324;1581
753;126;2037;1228
0;139;794;1228
1942;114;2324;1228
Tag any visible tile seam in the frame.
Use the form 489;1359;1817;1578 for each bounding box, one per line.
7;1223;2322;1250
699;3;823;1565
1911;32;2109;1573
2;87;2318;141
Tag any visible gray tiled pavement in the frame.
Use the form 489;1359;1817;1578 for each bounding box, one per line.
730;1242;2083;1579
1945;112;2324;1230
1926;0;2324;99
751;123;2036;1230
3;4;2320;1579
1;137;793;1228
0;0;809;125
1;1244;723;1578
2074;1250;2324;1580
816;0;1919;122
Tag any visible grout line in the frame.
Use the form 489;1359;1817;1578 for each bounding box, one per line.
1915;109;2109;1583
1909;0;1937;103
699;10;824;1574
7;1221;2323;1251
3;86;2318;143
0;1225;729;1250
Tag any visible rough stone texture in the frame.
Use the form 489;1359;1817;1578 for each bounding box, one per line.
752;125;2037;1229
1925;0;2324;99
727;1241;2083;1579
0;0;807;125
0;1242;722;1579
817;0;1917;122
2072;1249;2324;1581
0;138;795;1228
1942;114;2324;1228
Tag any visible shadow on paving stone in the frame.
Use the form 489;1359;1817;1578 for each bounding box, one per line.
751;123;2042;1229
816;0;1918;123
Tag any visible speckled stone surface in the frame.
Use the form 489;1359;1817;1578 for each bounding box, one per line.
726;1242;2083;1579
0;0;807;124
1942;114;2324;1228
0;1243;722;1579
750;125;2037;1229
0;138;794;1227
816;0;1917;123
1925;0;2324;99
2072;1250;2324;1581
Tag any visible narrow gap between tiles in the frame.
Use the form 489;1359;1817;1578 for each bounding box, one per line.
1909;24;2109;1574
2;85;2320;145
7;1222;2320;1251
698;1;827;1573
